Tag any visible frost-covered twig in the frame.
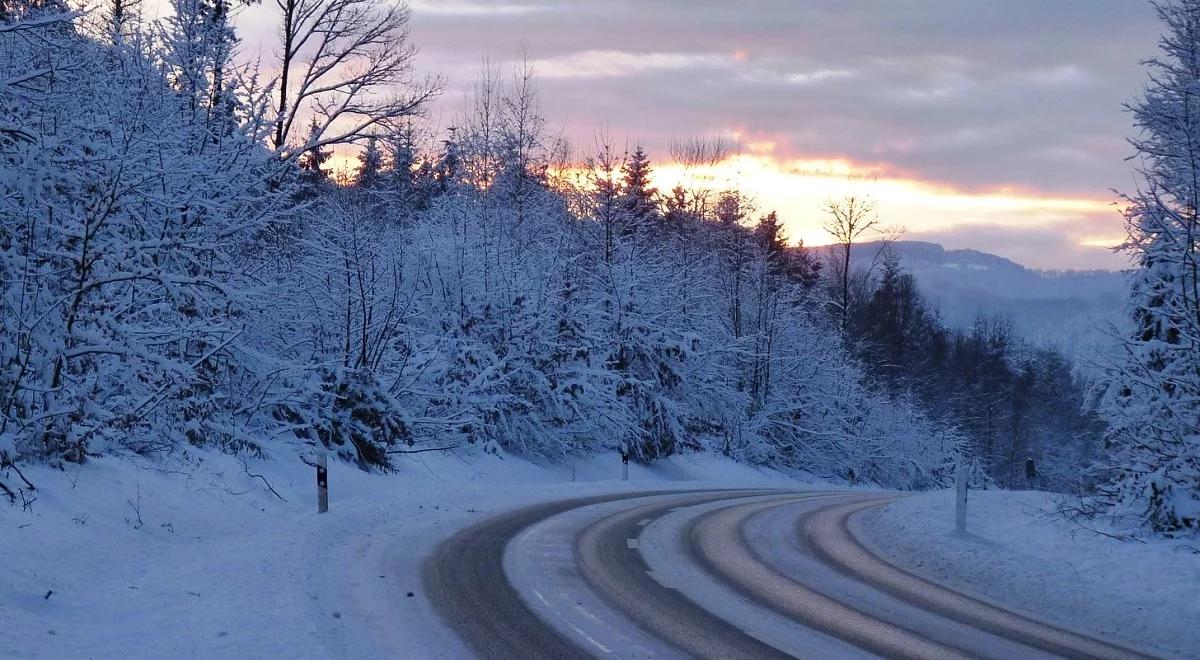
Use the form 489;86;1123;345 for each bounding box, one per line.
385;444;461;455
0;459;35;492
241;458;286;502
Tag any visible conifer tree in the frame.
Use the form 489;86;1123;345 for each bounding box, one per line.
619;144;659;230
853;250;931;387
1100;0;1200;534
662;185;693;228
298;118;331;187
388;121;418;200
204;0;237;135
356;135;384;188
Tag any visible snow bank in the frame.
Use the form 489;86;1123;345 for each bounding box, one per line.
0;449;815;659
860;490;1200;658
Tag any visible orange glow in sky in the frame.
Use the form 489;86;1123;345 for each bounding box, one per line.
646;153;1121;258
330;145;1124;267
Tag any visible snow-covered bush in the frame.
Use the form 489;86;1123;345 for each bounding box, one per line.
0;10;285;464
0;8;968;491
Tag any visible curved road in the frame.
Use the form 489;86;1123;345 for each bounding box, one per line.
421;490;1156;659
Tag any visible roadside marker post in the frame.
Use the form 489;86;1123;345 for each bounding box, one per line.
317;452;328;513
621;450;629;482
302;451;329;514
954;459;968;534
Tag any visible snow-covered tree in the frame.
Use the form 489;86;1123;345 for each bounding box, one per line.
297;117;332;190
619;144;659;230
1100;0;1200;534
266;193;413;467
384;120;429;216
158;0;241;139
0;10;979;492
0;11;287;463
356;135;384;188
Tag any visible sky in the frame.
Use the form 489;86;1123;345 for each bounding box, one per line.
242;0;1165;270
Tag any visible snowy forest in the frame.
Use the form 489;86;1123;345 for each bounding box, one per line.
0;0;1195;535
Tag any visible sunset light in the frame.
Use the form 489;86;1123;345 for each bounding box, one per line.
647;152;1116;256
8;3;1200;657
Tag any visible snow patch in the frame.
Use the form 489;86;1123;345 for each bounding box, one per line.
859;490;1200;658
1;448;815;659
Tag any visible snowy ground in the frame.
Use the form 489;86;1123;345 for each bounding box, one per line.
0;448;812;659
7;451;1198;660
859;490;1200;659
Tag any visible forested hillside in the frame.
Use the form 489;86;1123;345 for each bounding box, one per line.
0;0;1123;504
838;240;1127;360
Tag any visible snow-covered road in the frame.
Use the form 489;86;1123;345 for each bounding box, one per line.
6;452;1195;658
426;491;1158;659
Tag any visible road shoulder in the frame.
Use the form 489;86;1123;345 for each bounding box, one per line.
857;489;1199;659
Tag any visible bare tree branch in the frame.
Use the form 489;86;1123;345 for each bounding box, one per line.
269;0;440;157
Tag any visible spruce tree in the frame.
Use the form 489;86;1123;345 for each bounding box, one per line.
1101;0;1200;534
389;123;417;192
356;135;384;188
298;118;331;189
853;250;931;387
619;145;659;230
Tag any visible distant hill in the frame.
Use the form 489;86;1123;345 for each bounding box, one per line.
824;241;1131;363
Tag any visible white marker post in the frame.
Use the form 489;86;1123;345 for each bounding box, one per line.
954;458;968;534
316;452;328;514
621;450;629;482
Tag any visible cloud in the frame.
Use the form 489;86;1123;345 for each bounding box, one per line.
785;69;855;85
411;1;1158;191
398;1;1163;267
408;1;545;17
531;50;729;79
1024;64;1098;87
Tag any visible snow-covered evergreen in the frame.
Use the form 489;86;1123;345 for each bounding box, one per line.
1099;0;1200;534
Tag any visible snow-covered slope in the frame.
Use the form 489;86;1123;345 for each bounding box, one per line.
6;449;1196;658
861;490;1200;658
0;449;813;659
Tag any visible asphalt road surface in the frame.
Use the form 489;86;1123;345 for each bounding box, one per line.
421;490;1155;659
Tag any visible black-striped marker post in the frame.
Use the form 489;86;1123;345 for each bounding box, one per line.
317;452;328;514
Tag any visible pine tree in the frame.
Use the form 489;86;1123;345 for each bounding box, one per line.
619;145;659;230
853;250;932;387
1100;0;1200;534
662;185;693;229
298;118;331;189
203;0;237;136
356;135;384;188
435;128;462;192
587;140;622;264
388;122;418;198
